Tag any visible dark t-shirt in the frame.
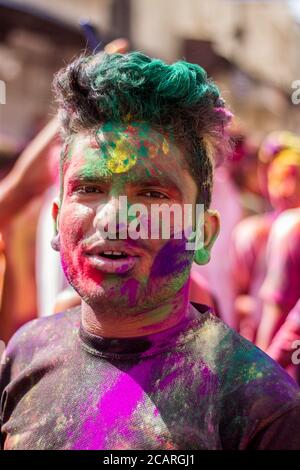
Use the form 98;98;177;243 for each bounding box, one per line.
1;303;300;450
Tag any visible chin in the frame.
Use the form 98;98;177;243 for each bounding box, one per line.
76;281;138;309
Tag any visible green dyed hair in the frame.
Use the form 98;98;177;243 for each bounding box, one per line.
53;51;232;208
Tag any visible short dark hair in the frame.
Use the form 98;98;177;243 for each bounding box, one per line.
53;51;232;208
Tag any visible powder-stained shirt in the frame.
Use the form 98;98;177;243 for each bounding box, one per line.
260;208;300;318
1;303;300;450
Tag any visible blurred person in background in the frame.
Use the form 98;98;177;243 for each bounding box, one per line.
267;297;300;383
257;201;300;383
0;234;5;313
0;138;21;322
228;127;267;218
231;133;300;343
257;201;300;353
0;119;57;341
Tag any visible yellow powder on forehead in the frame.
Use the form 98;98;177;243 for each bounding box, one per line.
106;135;137;174
162;138;169;155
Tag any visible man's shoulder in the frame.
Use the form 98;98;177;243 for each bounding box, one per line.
191;310;299;396
191;312;300;447
2;307;81;367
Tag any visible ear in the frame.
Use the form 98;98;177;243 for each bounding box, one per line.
51;198;61;252
194;210;220;265
203;210;220;252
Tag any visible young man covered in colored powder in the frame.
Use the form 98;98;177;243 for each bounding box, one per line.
1;52;300;450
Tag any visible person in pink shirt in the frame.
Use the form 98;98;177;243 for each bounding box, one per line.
230;211;275;341
257;206;300;351
267;297;300;383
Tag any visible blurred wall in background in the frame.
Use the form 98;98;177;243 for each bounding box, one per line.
0;0;113;144
1;0;300;145
131;0;300;141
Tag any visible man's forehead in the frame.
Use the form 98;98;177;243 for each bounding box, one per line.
64;151;183;188
68;122;178;151
64;122;187;178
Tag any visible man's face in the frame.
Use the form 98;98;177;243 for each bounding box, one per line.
54;122;199;316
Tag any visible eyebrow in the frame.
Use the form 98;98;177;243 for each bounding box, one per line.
129;175;180;189
67;173;181;192
67;173;111;185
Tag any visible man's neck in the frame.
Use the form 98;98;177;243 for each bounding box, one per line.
81;284;192;339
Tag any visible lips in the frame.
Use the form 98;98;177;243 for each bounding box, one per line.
100;251;129;259
84;243;141;274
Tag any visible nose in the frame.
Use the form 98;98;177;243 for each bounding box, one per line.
93;196;128;240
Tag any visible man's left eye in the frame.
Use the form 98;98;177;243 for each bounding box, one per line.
141;191;168;199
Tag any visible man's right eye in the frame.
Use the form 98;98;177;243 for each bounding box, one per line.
75;186;103;194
